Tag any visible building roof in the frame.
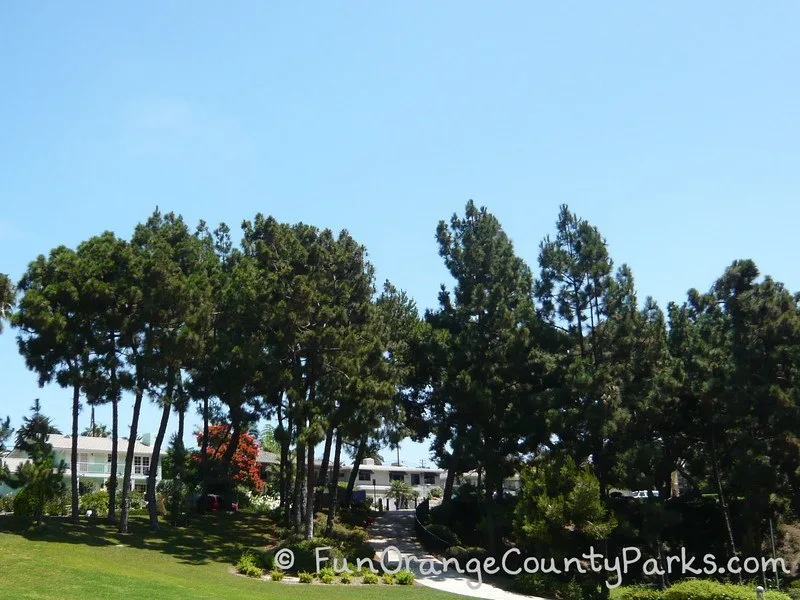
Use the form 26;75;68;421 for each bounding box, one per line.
350;463;445;474
256;450;280;464
46;434;157;455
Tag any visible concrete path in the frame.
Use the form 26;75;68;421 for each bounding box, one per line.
367;510;547;600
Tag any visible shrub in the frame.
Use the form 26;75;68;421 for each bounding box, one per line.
395;570;415;585
445;545;489;565
298;572;313;583
319;567;335;583
382;573;395;585
80;490;109;516
270;569;284;581
513;573;559;597
236;551;264;578
610;585;664;600
786;590;800;600
664;581;790;600
340;572;352;584
277;537;345;574
362;571;379;584
429;486;443;498
0;492;16;513
44;490;70;516
129;490;147;511
257;551;274;572
13;487;37;518
78;481;96;496
425;523;461;547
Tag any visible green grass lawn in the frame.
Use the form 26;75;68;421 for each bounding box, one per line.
0;513;459;600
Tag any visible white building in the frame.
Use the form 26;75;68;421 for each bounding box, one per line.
1;434;163;496
457;470;522;495
337;458;445;506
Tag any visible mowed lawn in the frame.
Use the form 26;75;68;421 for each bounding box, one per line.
0;513;459;600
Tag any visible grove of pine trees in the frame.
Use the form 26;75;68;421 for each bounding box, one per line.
1;201;799;564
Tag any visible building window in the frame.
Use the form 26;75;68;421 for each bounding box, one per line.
358;470;371;482
339;471;346;479
424;473;436;485
134;455;151;475
389;472;405;482
107;454;112;463
411;474;421;485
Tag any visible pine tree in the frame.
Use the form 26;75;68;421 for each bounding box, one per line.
14;400;65;527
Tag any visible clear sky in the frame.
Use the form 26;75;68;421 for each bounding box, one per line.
1;2;798;468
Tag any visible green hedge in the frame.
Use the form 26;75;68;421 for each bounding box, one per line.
611;582;791;600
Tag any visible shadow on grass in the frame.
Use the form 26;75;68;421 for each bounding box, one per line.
0;511;283;567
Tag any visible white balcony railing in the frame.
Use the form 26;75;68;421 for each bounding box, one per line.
68;462;160;478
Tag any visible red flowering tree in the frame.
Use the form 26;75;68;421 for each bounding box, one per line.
193;425;263;493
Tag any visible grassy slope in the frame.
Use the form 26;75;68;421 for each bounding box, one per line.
0;513;458;600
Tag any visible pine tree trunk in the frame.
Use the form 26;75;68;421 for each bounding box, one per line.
345;436;367;504
305;442;316;539
442;450;459;506
219;414;242;477
711;430;740;582
70;381;80;524
326;429;342;535
119;385;144;534
107;364;119;524
282;408;294;522
314;428;333;508
175;382;186;481
147;396;172;531
294;439;306;534
277;403;286;509
201;396;209;474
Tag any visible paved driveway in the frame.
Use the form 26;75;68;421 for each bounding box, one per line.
367;510;548;600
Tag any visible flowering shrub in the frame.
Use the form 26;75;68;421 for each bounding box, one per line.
191;425;263;493
243;489;279;512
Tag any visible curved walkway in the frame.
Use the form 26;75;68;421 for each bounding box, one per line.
367;510;547;600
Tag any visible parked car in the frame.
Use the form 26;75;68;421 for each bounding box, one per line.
197;493;239;512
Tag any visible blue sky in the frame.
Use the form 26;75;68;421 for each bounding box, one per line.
1;2;798;467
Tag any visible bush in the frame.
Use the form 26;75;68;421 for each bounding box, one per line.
610;585;664;600
13;487;38;518
0;492;16;513
340;572;352;584
298;572;313;583
426;523;461;547
235;551;264;578
319;567;335;584
445;545;489;565
786;590;800;600
276;537;345;574
513;573;559;597
382;573;395;585
44;490;70;516
270;569;284;581
362;571;379;584
664;581;790;600
78;481;96;496
429;487;443;498
395;570;415;585
80;490;109;516
129;490;147;511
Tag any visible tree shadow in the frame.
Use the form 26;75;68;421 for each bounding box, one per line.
0;511;283;567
